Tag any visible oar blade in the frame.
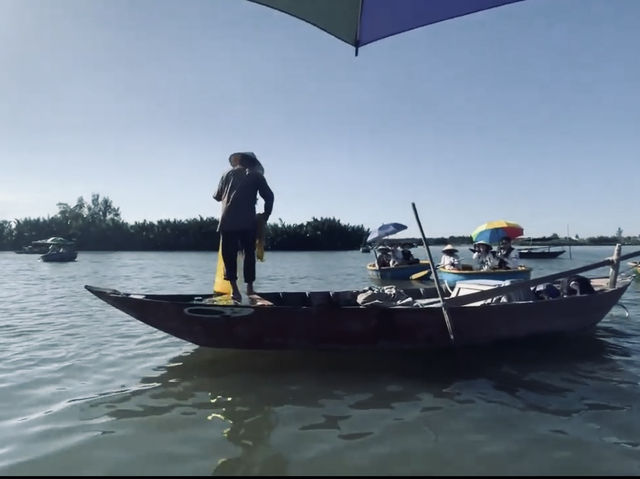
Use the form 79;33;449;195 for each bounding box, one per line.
410;269;432;281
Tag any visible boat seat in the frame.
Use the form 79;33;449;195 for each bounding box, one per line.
499;279;537;302
330;290;360;307
280;292;310;307
451;279;536;305
402;288;423;299
307;291;333;307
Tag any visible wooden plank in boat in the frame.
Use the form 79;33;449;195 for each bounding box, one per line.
247;294;274;307
204;293;274;306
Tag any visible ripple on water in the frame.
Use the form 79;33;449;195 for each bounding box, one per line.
1;250;640;475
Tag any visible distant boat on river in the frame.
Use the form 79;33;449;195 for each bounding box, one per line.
518;246;566;259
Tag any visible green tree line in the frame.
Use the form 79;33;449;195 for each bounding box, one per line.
1;194;637;251
0;194;369;251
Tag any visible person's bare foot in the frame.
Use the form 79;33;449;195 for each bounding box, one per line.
230;281;242;302
231;290;242;302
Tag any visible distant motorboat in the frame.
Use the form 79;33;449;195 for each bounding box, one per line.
41;249;78;263
36;237;78;263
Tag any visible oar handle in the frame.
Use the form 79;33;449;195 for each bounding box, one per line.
411;202;455;343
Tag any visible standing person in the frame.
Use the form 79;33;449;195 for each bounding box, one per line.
472;240;499;271
214;152;274;302
496;236;520;269
439;244;461;270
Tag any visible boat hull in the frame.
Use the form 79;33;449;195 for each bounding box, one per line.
85;280;629;352
437;267;532;289
41;251;78;262
367;260;431;280
518;249;565;259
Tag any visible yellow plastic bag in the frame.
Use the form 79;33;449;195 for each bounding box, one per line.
256;214;266;262
214;239;231;294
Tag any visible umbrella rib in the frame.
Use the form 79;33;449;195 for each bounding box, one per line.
354;0;364;56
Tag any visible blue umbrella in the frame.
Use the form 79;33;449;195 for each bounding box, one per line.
247;0;524;55
367;222;407;243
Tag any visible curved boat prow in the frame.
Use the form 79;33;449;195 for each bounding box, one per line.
85;285;123;299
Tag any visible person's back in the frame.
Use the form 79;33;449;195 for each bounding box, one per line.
215;167;273;232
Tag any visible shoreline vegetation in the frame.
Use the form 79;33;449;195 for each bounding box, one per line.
2;194;638;252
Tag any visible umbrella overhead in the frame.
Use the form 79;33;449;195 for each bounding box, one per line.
471;220;524;244
367;222;407;243
32;236;75;245
247;0;524;54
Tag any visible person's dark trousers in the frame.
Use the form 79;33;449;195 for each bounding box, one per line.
220;229;257;283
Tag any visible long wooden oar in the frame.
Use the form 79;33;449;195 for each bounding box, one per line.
411;202;455;343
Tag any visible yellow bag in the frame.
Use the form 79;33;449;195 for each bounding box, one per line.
256;214;266;262
213;239;231;294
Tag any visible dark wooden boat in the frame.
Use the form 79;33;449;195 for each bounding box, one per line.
41;249;78;262
85;246;639;351
517;246;566;259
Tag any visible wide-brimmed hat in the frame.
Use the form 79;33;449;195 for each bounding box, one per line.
442;244;458;253
229;152;264;174
474;240;492;250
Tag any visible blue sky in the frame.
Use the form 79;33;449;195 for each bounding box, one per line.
1;0;638;239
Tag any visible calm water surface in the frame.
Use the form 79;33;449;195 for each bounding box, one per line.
1;247;640;475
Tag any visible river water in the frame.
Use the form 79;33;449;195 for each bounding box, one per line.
1;246;639;475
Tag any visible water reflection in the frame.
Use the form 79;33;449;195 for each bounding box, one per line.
86;334;634;475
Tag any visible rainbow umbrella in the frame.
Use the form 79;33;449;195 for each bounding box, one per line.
471;220;524;244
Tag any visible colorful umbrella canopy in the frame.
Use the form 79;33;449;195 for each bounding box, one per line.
367;222;407;243
471;220;524;244
247;0;524;54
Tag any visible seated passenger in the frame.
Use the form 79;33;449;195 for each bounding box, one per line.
376;247;392;268
472;241;499;271
495;236;520;269
439;244;461;270
389;245;405;267
400;244;419;264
